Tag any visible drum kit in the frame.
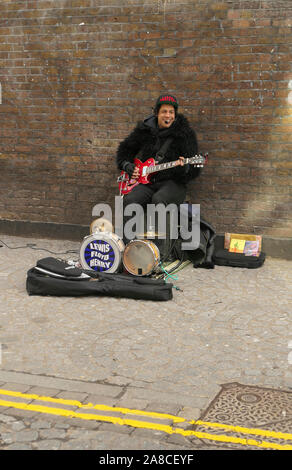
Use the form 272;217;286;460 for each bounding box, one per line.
79;217;161;276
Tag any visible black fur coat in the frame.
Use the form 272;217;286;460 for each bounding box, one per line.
116;113;200;185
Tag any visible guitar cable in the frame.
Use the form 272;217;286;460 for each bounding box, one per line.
154;237;189;290
0;238;79;256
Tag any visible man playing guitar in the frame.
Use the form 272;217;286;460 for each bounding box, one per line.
116;94;203;244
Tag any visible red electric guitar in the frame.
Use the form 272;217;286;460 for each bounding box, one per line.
117;154;207;195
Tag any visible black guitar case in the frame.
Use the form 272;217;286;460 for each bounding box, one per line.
26;257;174;301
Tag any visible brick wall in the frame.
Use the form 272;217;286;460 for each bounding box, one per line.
0;0;291;238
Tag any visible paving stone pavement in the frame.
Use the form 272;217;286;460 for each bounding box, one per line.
0;234;291;451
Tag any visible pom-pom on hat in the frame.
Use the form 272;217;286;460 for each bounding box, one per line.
154;94;178;114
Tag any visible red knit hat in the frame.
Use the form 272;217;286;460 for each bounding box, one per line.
154;94;178;114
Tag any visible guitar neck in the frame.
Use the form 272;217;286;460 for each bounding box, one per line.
147;157;193;174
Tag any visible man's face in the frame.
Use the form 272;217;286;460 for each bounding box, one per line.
157;104;176;129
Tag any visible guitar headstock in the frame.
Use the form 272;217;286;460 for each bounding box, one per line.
188;153;208;167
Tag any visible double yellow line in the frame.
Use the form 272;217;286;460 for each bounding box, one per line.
0;388;292;450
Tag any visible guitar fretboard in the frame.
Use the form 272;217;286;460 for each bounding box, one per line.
146;156;204;174
147;161;179;174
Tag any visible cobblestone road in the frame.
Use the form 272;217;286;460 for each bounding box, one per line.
0;235;291;451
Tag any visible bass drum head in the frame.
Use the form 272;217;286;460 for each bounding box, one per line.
79;232;124;273
123;239;160;276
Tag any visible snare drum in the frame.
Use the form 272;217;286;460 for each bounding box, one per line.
79;232;125;273
123;239;160;276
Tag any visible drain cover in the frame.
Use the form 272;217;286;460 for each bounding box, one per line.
193;382;292;449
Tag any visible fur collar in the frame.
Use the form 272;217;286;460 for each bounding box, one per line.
137;113;194;139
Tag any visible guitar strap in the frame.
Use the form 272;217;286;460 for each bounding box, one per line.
155;137;173;163
135;137;173;163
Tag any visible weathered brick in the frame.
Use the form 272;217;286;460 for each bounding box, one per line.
0;0;291;235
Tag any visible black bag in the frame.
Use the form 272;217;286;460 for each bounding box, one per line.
173;205;216;268
35;257;87;279
212;237;266;268
26;258;174;301
185;217;216;268
212;249;266;268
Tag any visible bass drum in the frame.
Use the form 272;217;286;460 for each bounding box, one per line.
123;239;160;276
79;232;125;273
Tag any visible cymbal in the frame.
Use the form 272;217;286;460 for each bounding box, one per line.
90;217;113;234
136;231;166;238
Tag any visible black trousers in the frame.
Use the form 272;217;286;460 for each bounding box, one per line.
122;180;187;245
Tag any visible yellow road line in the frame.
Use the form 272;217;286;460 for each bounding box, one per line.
0;388;185;422
0;389;292;450
190;419;292;442
0;388;291;441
